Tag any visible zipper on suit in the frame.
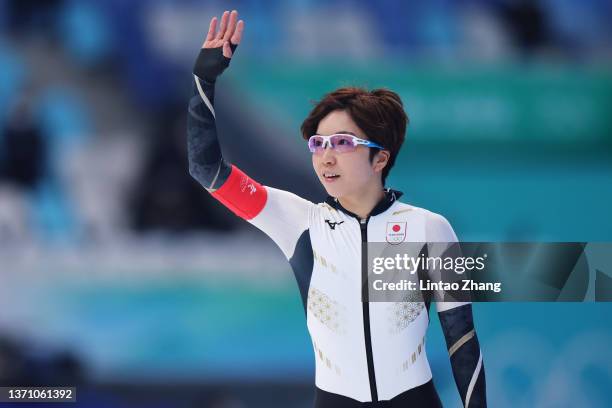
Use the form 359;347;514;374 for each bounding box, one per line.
360;216;378;402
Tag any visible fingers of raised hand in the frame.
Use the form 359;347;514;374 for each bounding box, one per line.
206;17;217;41
204;10;242;50
223;11;238;42
203;16;217;47
215;10;230;40
222;41;232;58
230;20;244;45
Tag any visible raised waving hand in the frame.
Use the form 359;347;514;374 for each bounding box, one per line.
195;10;244;82
203;10;244;57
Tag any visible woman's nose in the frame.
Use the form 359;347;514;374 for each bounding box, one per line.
321;145;336;164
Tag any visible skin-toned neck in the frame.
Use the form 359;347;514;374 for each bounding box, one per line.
337;178;386;220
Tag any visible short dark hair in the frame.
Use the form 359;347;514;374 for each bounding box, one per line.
300;87;408;186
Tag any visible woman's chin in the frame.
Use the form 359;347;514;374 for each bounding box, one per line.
322;183;343;198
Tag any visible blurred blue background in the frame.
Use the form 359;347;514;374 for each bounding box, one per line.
1;0;611;407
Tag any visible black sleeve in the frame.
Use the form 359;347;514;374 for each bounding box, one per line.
438;304;487;407
187;46;237;190
187;76;231;190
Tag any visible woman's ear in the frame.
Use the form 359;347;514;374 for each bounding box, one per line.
373;150;390;173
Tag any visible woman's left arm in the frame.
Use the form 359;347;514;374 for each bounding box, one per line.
438;302;487;408
427;213;487;407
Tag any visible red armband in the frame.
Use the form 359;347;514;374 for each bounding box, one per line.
211;165;268;220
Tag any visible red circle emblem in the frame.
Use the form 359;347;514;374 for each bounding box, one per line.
392;224;401;232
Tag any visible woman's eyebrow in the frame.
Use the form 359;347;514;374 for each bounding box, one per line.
315;130;357;136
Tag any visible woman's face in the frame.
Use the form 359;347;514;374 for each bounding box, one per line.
312;109;387;198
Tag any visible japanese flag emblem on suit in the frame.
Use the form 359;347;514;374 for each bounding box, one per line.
386;222;407;244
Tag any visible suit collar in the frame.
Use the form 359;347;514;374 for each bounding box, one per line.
325;188;403;220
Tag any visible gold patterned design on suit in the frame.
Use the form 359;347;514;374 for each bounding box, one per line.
307;287;346;334
400;336;426;373
313;341;342;376
313;249;342;277
387;301;425;334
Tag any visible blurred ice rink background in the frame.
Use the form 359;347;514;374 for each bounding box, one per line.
1;0;611;407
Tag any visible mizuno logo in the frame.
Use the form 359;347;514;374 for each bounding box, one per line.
325;219;344;230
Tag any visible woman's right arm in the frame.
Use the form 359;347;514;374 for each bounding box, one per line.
187;10;313;259
188;10;242;194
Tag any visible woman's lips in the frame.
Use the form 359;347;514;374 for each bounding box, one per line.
322;172;340;183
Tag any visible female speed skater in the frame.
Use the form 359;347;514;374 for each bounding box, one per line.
187;10;487;408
